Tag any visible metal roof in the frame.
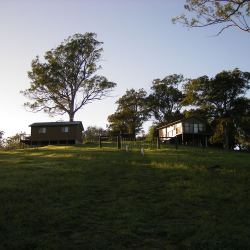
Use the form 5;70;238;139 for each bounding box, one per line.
29;121;84;130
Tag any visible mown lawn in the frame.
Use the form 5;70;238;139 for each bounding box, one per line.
0;145;249;249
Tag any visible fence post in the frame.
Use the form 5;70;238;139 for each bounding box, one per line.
99;135;102;148
117;135;121;149
156;136;160;149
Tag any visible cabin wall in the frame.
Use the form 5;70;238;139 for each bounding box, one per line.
166;122;182;137
75;126;83;143
31;125;82;143
159;128;167;138
158;118;208;145
182;118;206;134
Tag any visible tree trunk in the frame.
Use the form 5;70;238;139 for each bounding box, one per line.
69;113;74;122
223;121;229;150
69;100;75;121
132;131;136;141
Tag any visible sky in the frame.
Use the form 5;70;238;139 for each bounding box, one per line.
0;0;249;137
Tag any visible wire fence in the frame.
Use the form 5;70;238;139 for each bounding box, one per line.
8;135;181;151
92;136;179;151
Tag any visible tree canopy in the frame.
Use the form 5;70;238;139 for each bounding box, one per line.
173;0;250;35
0;131;4;148
5;133;27;150
147;74;184;124
22;33;116;121
83;126;107;142
183;68;250;148
108;89;149;139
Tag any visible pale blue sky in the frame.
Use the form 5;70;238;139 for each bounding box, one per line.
0;0;249;137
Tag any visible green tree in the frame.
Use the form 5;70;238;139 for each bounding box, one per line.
145;125;158;141
231;97;250;149
5;133;26;149
183;108;209;121
147;74;184;124
0;131;4;148
22;33;116;121
173;0;250;35
108;89;149;139
183;68;250;149
83;126;107;142
107;111;130;136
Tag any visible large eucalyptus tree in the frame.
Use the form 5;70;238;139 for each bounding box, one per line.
173;0;250;35
22;33;116;121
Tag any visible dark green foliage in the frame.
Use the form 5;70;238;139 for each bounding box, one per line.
108;89;149;138
21;33;116;121
145;125;158;141
0;145;250;249
4;132;27;149
183;108;210;121
232;98;250;149
147;74;184;124
83;126;107;142
183;69;250;149
173;0;250;35
0;131;4;148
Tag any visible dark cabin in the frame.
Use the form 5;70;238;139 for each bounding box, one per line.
24;121;84;146
158;117;210;147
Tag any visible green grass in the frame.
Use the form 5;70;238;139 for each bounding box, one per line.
0;145;249;249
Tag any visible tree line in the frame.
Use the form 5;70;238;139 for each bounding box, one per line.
1;1;249;150
0;32;248;151
0;132;27;150
106;70;250;150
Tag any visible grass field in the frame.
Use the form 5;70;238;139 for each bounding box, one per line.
0;145;249;249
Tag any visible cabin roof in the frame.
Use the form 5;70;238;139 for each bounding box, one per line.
157;117;205;130
29;121;84;130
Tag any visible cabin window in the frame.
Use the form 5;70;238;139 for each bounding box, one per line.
194;124;198;133
198;124;204;132
184;123;188;133
38;127;46;134
176;127;182;134
62;126;69;133
184;123;193;133
161;128;166;138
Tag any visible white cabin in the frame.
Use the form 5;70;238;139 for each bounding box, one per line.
158;117;208;146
